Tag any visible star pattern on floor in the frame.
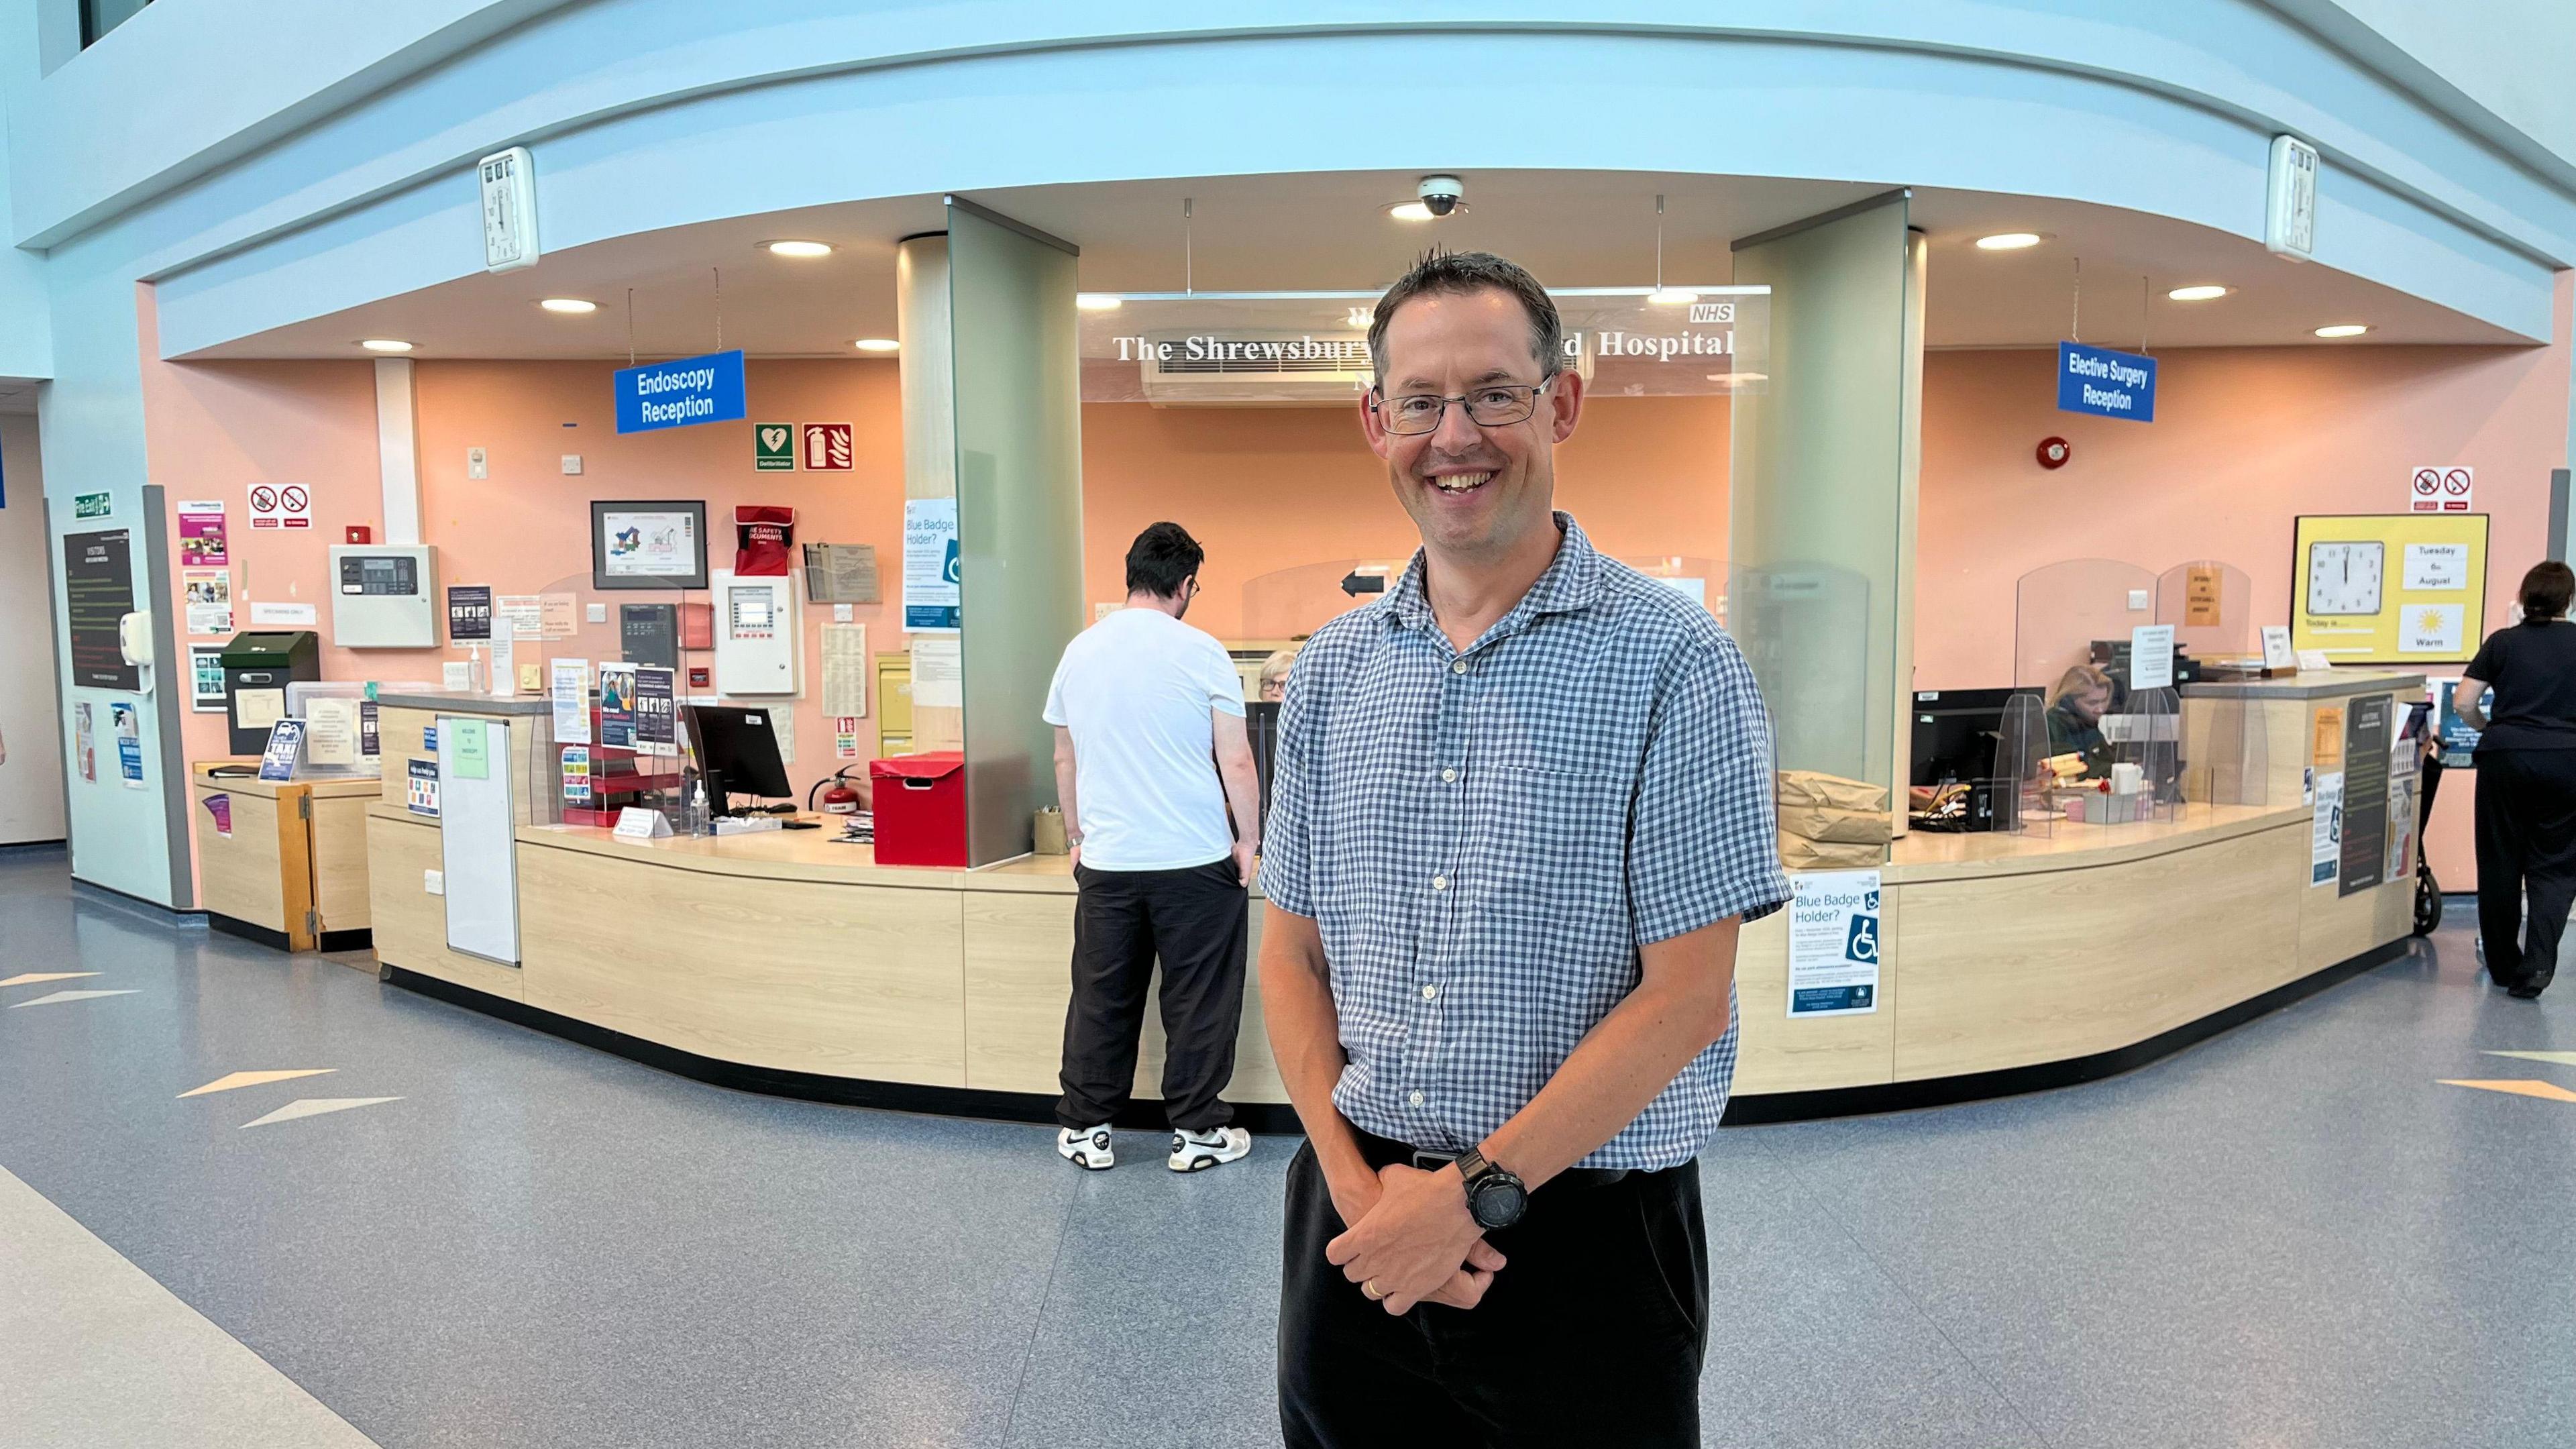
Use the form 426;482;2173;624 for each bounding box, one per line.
239;1097;403;1129
2436;1079;2576;1104
0;972;100;988
180;1070;338;1099
9;989;139;1009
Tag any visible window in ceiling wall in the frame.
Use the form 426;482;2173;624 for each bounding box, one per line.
81;0;152;48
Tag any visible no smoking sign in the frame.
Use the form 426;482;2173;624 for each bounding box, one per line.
248;482;313;530
2408;465;2472;514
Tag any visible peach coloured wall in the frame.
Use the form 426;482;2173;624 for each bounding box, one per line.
1077;396;1731;639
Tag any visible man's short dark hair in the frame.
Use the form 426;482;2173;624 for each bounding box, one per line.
1366;248;1563;385
2521;560;2574;622
1126;521;1204;598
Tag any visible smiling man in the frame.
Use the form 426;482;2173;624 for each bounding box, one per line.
1259;250;1789;1446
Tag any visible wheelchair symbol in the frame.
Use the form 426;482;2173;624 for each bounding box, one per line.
1845;914;1880;965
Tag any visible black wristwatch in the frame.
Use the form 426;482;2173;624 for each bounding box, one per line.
1454;1146;1528;1230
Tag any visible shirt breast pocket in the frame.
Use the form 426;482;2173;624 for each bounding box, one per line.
1470;765;1634;975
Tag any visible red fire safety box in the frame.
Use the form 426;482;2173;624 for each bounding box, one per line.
870;752;968;867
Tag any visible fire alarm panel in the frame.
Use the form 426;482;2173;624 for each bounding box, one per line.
329;544;439;647
711;570;800;695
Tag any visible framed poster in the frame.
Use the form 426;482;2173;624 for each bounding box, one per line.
2289;513;2487;665
590;500;708;590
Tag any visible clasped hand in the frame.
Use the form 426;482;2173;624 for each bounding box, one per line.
1325;1162;1507;1315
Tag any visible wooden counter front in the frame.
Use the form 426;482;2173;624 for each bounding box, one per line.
191;765;380;952
362;802;2411;1120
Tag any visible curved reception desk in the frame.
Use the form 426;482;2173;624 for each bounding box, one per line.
366;671;2420;1126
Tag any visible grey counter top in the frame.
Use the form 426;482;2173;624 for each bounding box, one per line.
2180;668;2426;700
373;689;554;716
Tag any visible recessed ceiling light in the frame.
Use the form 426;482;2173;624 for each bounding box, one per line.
1075;294;1124;311
1386;200;1468;222
765;240;833;258
2313;323;2370;338
1974;232;2045;251
2166;284;2231;302
1646;288;1700;307
853;337;900;353
360;339;414;353
538;298;598;314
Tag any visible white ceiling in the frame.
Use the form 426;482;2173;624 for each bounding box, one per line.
179;170;2529;362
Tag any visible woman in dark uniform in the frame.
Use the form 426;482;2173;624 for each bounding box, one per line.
2043;664;2116;778
2458;561;2576;999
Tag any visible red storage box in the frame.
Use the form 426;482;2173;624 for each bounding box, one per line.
871;752;967;867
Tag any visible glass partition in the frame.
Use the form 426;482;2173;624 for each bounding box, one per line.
518;572;706;833
2155;559;2257;665
2012;559;2158;693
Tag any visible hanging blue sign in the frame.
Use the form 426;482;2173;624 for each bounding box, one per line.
614;350;747;434
2057;341;2156;422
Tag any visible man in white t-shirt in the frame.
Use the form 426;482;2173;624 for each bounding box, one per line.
1044;522;1265;1173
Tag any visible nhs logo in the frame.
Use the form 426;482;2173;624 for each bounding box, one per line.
1686;301;1736;324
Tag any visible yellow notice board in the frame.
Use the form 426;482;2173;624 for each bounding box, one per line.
2290;513;2488;665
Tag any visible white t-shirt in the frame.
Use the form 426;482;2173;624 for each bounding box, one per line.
1042;607;1246;871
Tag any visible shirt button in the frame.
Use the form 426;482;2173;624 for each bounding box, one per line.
1421;983;1440;1001
1431;874;1449;892
1440;767;1458;784
1451;660;1468;675
1409;1090;1426;1107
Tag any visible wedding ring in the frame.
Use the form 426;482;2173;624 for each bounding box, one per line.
1362;1280;1388;1301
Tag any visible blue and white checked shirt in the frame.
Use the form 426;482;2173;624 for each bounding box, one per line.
1260;514;1788;1171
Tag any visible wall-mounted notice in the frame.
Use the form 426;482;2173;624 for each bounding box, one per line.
2056;341;2157;423
903;497;961;632
835;717;861;759
2184;564;2223;627
62;529;140;690
2129;624;2176;690
1786;869;1881;1017
247;483;311;531
249;602;317;626
754;423;796;472
613;350;747;434
2406;465;2473;515
633;665;676;756
822;623;870;718
407;758;441;817
803;543;881;604
2310;771;2344;886
74;702;95;784
911;636;964;709
801;423;854;472
189;645;228;712
494;594;544;642
111;701;144;789
177;500;229;565
182;569;233;636
550;659;592;745
447;585;493;641
74;491;111;519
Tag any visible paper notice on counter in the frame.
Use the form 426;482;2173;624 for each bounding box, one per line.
804;543;881;604
2129;624;2176;690
598;662;637;749
1786;870;1880;1017
911;636;963;708
550;658;592;745
822;623;869;717
488;634;517;696
2310;770;2344;887
2261;625;2296;671
305;697;361;767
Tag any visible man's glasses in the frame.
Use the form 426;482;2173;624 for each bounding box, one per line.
1370;378;1553;437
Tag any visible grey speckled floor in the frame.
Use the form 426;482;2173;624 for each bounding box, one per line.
2;842;2571;1448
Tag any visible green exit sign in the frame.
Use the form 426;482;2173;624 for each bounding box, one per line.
74;492;111;519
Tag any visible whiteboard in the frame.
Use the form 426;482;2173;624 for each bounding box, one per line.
440;716;521;965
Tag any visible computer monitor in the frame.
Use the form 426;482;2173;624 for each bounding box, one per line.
685;704;793;814
1246;701;1281;824
1909;687;2024;787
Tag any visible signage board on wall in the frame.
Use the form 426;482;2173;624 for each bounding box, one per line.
2406;466;2473;514
614;350;747;434
754;423;796;471
74;492;111;519
2056;342;2157;422
447;585;492;641
248;483;311;529
178;500;229;564
903;498;963;632
62;529;140;690
2290;514;2487;665
189;645;229;711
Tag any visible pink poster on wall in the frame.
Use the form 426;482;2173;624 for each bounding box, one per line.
177;500;229;566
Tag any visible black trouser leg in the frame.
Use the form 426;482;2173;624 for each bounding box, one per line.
1148;861;1248;1132
2487;749;2576;992
2476;758;2530;985
1057;865;1155;1129
1279;1136;1708;1449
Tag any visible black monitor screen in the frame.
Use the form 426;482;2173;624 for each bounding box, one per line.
1909;687;2023;787
686;704;793;808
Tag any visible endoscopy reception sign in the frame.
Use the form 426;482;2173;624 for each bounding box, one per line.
2057;341;2157;423
614;350;747;434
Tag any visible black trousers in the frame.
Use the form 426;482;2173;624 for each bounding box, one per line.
1057;860;1246;1132
1279;1134;1708;1448
2475;748;2576;991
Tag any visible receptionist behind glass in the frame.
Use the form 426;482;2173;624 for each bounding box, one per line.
2045;664;2116;777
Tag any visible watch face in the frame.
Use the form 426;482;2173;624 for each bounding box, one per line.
2305;541;2384;616
1470;1175;1528;1229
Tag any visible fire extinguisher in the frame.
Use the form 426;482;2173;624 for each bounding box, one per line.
810;765;866;816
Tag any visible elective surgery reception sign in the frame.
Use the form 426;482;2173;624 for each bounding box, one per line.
616;350;747;434
2057;341;2157;423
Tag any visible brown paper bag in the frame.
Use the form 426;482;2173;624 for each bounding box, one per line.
1778;804;1893;844
1776;769;1889;814
1779;834;1885;870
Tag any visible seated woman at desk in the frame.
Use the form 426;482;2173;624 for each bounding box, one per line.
2045;664;2117;777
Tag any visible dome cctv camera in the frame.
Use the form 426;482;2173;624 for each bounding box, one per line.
1417;175;1464;217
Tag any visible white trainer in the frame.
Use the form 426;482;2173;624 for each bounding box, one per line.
1057;1124;1115;1171
1169;1126;1252;1173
